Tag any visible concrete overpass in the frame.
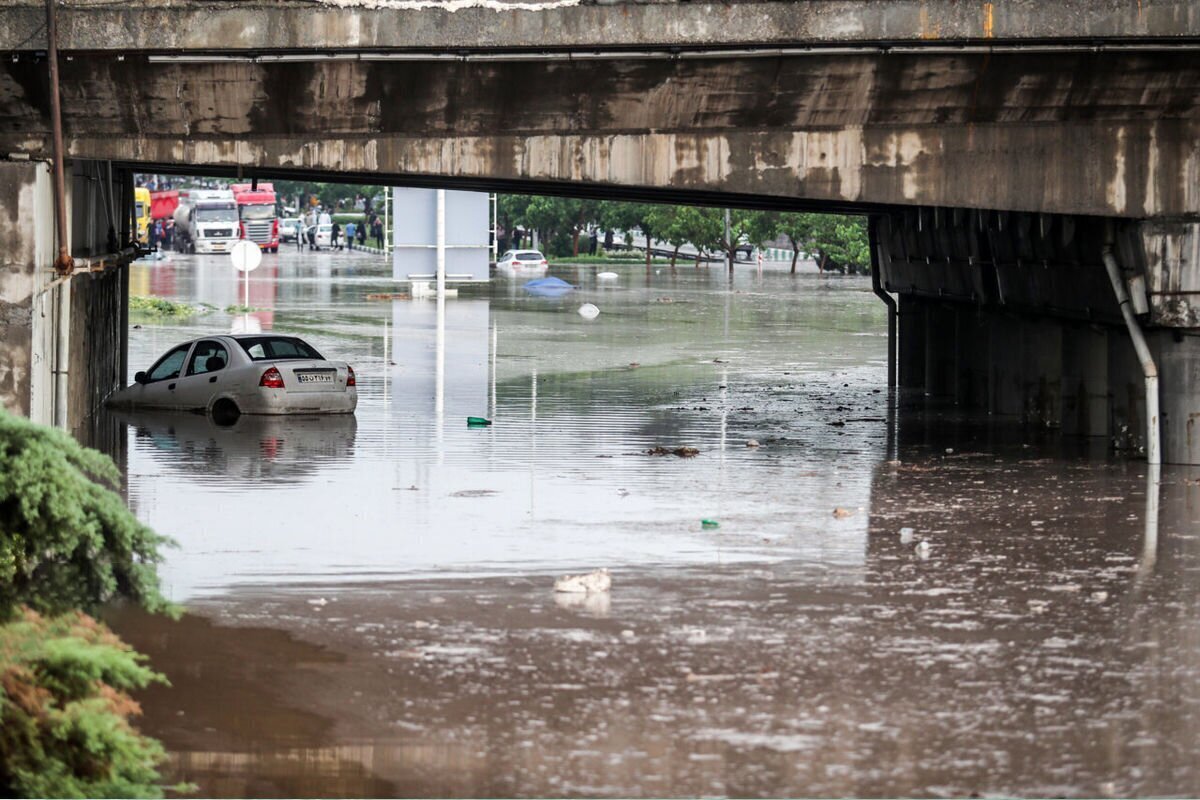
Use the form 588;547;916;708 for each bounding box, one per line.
0;0;1198;462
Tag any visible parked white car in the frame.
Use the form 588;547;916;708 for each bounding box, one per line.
496;249;549;277
108;334;357;418
304;223;333;250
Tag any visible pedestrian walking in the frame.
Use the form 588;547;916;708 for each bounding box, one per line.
373;218;384;250
357;220;367;247
331;222;342;250
589;229;599;256
345;221;356;251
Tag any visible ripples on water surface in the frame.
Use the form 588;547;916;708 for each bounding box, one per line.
102;252;1200;798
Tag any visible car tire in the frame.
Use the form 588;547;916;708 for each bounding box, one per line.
210;398;241;426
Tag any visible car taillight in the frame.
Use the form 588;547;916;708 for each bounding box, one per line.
259;366;284;388
541;260;548;266
346;365;356;387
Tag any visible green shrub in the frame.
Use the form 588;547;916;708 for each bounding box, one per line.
128;296;209;319
0;410;173;616
0;608;178;798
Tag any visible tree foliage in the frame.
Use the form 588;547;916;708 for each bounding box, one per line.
493;193;870;272
0;412;182;797
0;410;174;617
0;608;178;798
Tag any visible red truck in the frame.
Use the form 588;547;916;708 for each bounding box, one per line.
231;183;279;252
149;190;179;222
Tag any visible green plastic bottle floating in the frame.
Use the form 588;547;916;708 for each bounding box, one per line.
701;519;720;529
467;417;492;426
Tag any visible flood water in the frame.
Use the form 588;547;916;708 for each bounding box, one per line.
100;250;1200;798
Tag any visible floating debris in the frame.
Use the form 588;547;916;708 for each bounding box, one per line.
915;541;933;559
701;519;720;529
554;568;611;594
647;446;699;458
832;507;854;519
578;303;600;320
746;439;760;448
899;527;916;544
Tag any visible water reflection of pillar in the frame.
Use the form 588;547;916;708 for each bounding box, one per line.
530;365;537;520
249;263;277;329
435;284;445;462
490;321;497;419
1136;464;1161;586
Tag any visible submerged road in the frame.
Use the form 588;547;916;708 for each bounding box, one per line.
102;248;1200;797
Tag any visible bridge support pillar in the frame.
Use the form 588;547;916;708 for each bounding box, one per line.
0;158;129;431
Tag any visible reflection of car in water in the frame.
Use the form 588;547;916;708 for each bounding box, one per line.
107;334;357;418
116;409;358;485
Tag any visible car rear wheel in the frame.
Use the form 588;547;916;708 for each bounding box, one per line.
211;397;241;426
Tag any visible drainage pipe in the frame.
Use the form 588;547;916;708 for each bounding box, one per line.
1102;245;1160;465
44;0;73;276
869;218;897;389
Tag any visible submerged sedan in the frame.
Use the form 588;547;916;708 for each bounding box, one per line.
108;334;357;418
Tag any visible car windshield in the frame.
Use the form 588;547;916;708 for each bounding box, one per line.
237;336;324;361
240;204;275;221
196;206;237;222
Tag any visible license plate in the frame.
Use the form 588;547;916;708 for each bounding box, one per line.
296;372;334;384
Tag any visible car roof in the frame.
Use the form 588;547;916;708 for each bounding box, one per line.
173;333;308;345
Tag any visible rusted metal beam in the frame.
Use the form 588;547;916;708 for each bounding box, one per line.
45;0;72;276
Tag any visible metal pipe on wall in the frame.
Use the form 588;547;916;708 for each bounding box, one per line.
44;0;73;275
1102;245;1160;465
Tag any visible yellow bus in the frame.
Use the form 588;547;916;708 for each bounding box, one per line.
135;187;151;243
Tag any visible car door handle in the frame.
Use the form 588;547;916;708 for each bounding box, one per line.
168;383;176;390
209;376;218;383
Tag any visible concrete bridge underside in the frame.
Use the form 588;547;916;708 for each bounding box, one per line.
0;0;1198;461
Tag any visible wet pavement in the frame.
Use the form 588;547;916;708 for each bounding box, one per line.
102;249;1200;797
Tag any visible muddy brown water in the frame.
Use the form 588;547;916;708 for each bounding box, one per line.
99;251;1200;798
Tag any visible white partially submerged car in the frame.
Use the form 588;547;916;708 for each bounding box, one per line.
109;334;357;419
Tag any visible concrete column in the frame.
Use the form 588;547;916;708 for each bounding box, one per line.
898;295;926;391
1023;319;1062;428
924;303;956;399
1151;332;1200;465
1061;324;1109;438
0;161;53;419
954;307;990;409
989;313;1024;417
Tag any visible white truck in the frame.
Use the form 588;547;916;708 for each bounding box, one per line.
173;189;240;254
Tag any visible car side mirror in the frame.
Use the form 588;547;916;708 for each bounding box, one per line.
134;371;149;385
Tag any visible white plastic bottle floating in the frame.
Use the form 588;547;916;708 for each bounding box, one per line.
597;271;619;282
578;303;600;320
554;567;611;594
899;527;915;544
915;540;932;559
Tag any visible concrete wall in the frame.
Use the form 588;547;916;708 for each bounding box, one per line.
4;1;1199;52
0;160;52;420
2;48;1199;219
0;158;128;427
877;210;1200;464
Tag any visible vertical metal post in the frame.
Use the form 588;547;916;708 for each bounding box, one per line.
724;208;733;274
491;193;498;262
436;189;446;299
383;186;390;255
45;0;73;275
